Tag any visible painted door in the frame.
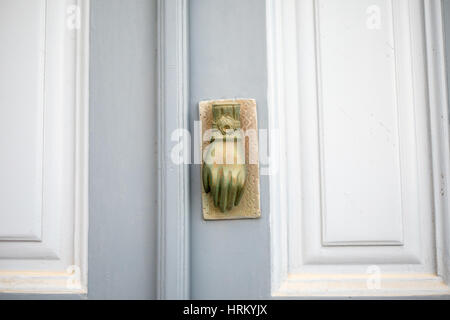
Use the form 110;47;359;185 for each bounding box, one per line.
1;0;450;300
189;0;450;299
0;0;159;299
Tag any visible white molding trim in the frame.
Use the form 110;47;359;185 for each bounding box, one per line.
0;0;89;294
157;0;190;300
267;0;450;297
266;0;289;295
73;0;90;295
424;0;450;285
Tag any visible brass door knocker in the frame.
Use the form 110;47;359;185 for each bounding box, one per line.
202;102;247;212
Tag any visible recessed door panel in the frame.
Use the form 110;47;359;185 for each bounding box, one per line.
0;0;46;241
318;0;403;245
268;0;444;296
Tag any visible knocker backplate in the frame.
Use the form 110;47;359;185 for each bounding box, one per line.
199;99;261;220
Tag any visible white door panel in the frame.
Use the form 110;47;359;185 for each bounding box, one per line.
268;0;450;296
0;0;46;241
301;0;429;266
318;0;403;245
0;0;89;293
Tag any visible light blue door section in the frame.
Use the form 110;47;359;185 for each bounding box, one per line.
189;0;271;299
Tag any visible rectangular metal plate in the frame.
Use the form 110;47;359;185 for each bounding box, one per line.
199;99;261;220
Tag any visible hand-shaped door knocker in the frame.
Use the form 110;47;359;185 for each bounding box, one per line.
202;103;247;213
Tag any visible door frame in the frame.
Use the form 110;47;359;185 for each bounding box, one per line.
156;0;190;300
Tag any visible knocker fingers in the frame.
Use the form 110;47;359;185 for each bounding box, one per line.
235;170;246;206
227;182;238;211
202;165;210;193
219;171;231;213
212;168;223;208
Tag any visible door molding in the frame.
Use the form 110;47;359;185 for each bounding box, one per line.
424;0;450;287
267;0;450;297
156;0;190;300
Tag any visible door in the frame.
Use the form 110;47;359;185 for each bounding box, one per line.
1;0;450;300
187;0;450;299
0;0;159;299
0;0;89;294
